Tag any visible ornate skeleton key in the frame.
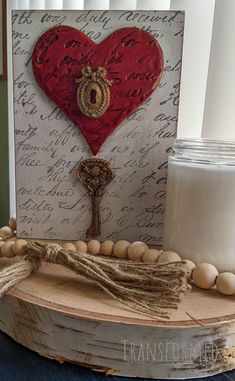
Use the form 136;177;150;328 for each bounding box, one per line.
77;158;114;237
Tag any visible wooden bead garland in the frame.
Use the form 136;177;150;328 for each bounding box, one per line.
101;240;114;256
12;239;28;256
87;240;101;255
1;241;15;258
113;240;130;259
158;251;181;264
216;272;235;295
0;241;5;253
128;241;148;261
63;242;76;252
75;241;87;253
0;226;14;238
143;249;161;263
1;217;235;297
183;260;196;272
9;216;16;231
192;263;218;289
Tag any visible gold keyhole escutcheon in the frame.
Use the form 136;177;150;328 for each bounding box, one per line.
76;66;112;118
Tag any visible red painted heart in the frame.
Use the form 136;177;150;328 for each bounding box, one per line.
32;26;163;155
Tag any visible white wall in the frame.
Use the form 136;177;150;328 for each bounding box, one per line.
137;0;170;9
170;0;215;138
202;0;235;139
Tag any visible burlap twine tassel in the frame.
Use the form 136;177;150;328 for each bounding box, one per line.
0;242;191;319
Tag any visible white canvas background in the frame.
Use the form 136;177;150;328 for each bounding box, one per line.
12;10;184;244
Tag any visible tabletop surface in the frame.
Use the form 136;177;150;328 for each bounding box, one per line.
0;331;234;381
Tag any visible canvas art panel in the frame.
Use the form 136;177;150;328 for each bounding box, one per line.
12;9;184;244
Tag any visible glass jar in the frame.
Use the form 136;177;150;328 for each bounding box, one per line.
163;138;235;271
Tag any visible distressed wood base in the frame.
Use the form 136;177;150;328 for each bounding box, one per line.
0;260;234;379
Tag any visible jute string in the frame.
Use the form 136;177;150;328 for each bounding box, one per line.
0;241;191;319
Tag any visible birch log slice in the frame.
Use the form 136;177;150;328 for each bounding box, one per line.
0;261;235;379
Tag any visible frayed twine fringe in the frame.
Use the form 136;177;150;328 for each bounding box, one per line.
0;241;191;319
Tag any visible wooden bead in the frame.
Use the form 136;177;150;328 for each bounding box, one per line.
183;260;196;273
75;241;87;253
216;272;235;296
0;241;5;256
101;240;114;256
9;216;16;231
192;263;218;289
128;242;148;261
0;226;13;238
2;241;15;258
12;239;28;256
113;240;130;259
158;251;181;264
63;242;77;252
143;249;161;263
87;240;101;255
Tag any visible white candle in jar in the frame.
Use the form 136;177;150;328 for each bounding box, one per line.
163;139;235;271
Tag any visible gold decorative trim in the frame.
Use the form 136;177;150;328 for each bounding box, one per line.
76;67;112;118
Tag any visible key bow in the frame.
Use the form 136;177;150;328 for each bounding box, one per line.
77;158;114;236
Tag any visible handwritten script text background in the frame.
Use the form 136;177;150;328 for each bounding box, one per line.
13;10;184;244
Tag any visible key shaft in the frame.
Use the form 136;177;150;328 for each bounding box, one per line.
77;158;114;237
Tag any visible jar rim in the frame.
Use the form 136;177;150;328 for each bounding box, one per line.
171;138;235;166
174;138;235;151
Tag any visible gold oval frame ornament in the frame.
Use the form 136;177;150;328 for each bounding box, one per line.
76;66;112;118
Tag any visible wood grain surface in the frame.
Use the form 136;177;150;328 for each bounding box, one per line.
0;258;234;379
